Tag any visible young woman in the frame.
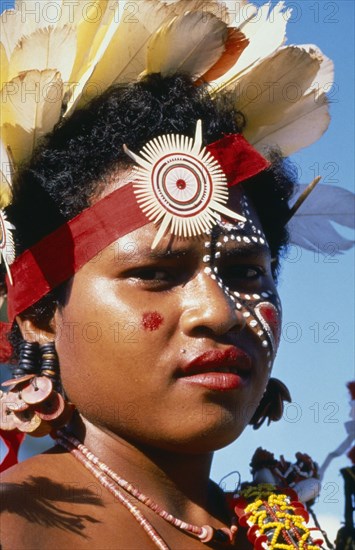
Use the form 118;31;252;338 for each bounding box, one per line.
0;1;343;548
0;72;297;548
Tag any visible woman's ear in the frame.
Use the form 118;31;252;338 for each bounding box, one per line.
16;315;58;344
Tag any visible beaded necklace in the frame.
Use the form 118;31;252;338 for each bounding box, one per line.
56;430;236;548
56;430;323;550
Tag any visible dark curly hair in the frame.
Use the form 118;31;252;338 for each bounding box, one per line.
1;73;297;356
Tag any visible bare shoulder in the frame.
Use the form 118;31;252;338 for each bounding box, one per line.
0;449;157;549
0;449;103;549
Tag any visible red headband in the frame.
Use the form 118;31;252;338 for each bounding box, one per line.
6;134;269;322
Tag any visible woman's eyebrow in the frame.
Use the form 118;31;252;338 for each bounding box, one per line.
119;239;269;261
223;240;270;258
148;248;190;260
124;245;191;260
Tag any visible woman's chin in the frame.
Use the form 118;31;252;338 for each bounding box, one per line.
141;420;248;455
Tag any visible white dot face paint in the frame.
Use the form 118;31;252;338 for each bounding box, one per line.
201;191;282;368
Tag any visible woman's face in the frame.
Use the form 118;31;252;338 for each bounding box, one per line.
54;185;281;453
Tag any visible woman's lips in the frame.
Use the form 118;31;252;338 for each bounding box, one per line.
177;347;252;391
179;372;244;391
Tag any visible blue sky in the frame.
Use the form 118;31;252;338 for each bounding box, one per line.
1;0;354;542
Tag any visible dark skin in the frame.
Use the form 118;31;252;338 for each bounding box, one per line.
1;185;280;549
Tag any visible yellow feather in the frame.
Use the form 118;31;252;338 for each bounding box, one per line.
1;2;70;59
64;0;127;116
86;0;180;90
146;11;228;78
159;0;227;19
79;0;224;100
0;9;25;58
15;0;115;26
69;0;118;82
14;1;62;26
301;46;334;98
208;0;249;25
1;70;63;164
15;0;103;27
0;0;334;163
236;47;323;128
0;43;8;90
9;25;77;84
166;0;250;25
237;45;334;155
247;92;330;157
211;1;290;93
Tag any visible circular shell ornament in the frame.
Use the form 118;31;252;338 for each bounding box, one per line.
0;209;15;284
124;121;245;249
21;376;53;405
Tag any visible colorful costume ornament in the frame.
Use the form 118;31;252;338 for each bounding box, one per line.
224;448;334;550
0;0;354;548
249;448;321;505
232;484;324;550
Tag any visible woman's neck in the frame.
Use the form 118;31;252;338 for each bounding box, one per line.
70;415;226;524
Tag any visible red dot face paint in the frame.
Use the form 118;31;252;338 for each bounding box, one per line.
142;311;164;331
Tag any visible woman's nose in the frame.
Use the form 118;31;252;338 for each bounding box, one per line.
180;271;246;337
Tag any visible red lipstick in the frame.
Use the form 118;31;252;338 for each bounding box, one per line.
178;347;252;391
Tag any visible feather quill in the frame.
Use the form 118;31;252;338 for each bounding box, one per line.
1;70;63;164
0;43;8;90
288;184;355;253
146;11;228;78
0;140;13;208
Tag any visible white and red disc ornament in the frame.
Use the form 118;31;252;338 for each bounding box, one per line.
124;121;246;249
0;209;15;284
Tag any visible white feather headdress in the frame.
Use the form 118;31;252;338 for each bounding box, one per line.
0;0;352;254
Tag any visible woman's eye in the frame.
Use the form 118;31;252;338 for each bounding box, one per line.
223;265;265;281
128;268;172;283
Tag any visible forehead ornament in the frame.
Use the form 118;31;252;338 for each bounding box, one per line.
4;131;269;322
124;121;246;249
